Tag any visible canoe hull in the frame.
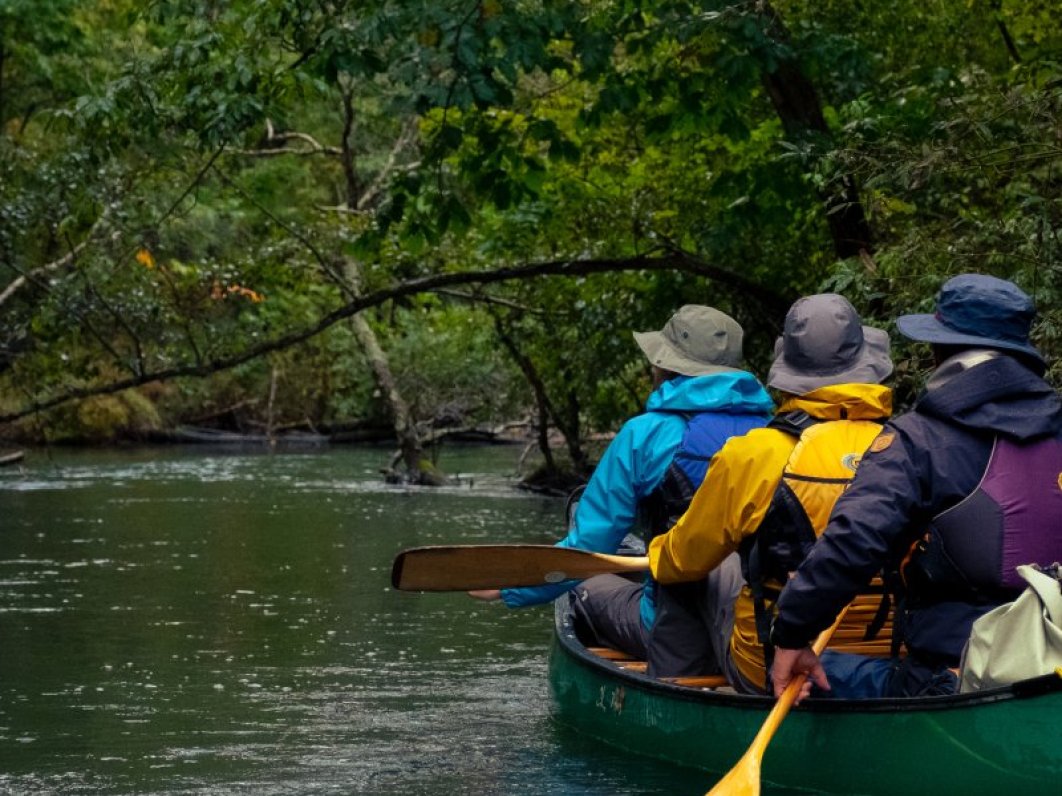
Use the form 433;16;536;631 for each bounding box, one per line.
548;602;1062;795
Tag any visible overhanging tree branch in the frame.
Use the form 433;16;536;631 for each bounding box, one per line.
0;215;115;308
0;251;792;424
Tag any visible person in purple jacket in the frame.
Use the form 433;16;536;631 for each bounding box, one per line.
770;274;1062;699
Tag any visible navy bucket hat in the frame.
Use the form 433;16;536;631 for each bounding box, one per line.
896;274;1043;364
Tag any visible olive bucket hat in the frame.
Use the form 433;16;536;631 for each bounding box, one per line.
767;294;893;394
895;274;1044;365
633;305;744;377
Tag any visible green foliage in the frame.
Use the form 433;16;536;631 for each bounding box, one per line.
383;300;527;427
0;0;1059;450
26;388;162;444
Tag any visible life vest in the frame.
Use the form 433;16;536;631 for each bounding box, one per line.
740;411;889;653
638;409;768;623
644;409;769;537
903;434;1062;606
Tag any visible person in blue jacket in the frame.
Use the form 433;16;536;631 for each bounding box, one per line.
770;274;1062;699
470;305;774;673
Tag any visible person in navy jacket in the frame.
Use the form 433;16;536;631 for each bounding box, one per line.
770;274;1062;698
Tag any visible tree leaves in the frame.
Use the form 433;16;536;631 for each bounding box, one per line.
2;0;1060;444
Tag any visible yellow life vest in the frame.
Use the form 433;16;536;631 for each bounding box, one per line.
734;411;893;687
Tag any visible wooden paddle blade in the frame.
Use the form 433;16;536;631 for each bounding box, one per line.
390;544;649;591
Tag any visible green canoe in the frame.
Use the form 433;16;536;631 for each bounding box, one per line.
548;601;1062;795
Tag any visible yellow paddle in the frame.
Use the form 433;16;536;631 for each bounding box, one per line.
704;608;848;796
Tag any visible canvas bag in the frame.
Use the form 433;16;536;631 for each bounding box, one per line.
959;564;1062;693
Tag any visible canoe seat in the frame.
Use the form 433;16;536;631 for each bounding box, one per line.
587;646;637;661
826;585;897;659
659;674;730;689
586;647;731;690
584;624;897;690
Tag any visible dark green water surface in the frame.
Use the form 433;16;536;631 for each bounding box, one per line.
0;446;712;795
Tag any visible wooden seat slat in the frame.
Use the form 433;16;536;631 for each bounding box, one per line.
587;646;636;661
661;675;729;688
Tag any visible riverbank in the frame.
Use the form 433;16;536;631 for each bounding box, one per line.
0;418;538;449
0;425;596;496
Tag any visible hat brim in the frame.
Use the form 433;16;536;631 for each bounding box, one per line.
767;326;893;394
634;331;743;377
896;314;1044;363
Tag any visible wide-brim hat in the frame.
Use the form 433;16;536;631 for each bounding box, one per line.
896;274;1043;364
633;305;744;377
767;294;893;394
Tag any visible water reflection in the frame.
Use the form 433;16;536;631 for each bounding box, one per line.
0;447;760;795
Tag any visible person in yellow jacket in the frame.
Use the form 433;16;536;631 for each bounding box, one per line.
647;293;894;697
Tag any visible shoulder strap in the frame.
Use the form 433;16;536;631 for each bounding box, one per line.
767;410;820;437
744;417;816;653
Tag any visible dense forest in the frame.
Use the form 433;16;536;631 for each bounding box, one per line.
1;1;1059;484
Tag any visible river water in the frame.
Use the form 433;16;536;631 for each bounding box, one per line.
0;446;713;795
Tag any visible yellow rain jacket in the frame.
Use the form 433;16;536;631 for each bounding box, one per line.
648;383;893;690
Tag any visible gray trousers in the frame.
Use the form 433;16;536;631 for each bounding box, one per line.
570;573;651;660
570;554;744;679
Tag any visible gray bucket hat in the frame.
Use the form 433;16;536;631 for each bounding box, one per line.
767;294;893;394
633;305;744;377
895;274;1043;364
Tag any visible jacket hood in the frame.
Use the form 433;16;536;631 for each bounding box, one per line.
918;354;1062;440
776;382;893;421
646;372;774;415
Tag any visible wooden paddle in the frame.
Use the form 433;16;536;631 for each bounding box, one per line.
704;607;849;796
391;544;649;592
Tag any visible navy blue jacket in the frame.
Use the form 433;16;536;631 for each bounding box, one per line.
771;353;1062;666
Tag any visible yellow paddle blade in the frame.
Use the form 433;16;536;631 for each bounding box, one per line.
703;684;794;796
703;606;851;796
705;747;762;796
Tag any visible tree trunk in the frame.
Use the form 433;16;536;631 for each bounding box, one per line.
339;82;362;208
343;258;441;485
989;0;1022;64
491;312;593;484
559;381;588;474
491;315;558;472
756;1;874;260
0;40;6;133
335;89;441;485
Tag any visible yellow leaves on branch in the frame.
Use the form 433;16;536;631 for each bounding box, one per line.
211;280;266;304
136;249;265;303
135;248;156;269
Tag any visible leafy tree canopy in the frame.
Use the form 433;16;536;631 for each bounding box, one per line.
1;0;1058;458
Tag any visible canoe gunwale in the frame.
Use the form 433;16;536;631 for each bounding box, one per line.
552;599;1058;715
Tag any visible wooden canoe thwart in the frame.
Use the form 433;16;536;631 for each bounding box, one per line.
549;599;1062;795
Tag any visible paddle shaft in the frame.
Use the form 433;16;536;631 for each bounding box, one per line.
391;544;649;591
705;606;849;796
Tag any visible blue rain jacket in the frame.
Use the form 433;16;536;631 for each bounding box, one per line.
502;372;773;629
